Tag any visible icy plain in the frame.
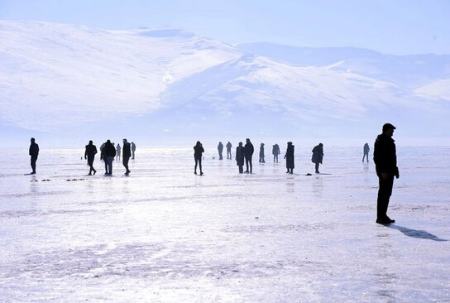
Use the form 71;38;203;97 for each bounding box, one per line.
0;146;449;302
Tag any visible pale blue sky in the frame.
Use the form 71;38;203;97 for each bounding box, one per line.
1;0;449;54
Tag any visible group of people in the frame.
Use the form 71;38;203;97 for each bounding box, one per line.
88;139;135;176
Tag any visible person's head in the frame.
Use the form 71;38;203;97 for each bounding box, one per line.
123;138;127;144
382;123;396;137
261;143;264;146
239;142;243;146
287;141;292;146
30;137;35;143
107;140;111;144
196;141;201;146
319;143;323;147
246;138;250;143
89;140;93;145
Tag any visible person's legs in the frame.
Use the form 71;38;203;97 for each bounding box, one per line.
377;175;394;220
194;158;198;174
315;162;320;173
30;156;37;174
245;157;249;173
239;165;243;173
123;157;130;174
249;156;253;174
199;158;203;175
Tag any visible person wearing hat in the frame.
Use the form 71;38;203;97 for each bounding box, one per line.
373;123;399;224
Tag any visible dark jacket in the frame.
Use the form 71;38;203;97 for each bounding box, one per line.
374;134;398;176
285;144;295;169
102;142;116;158
259;145;264;157
123;142;131;158
272;144;280;155
244;142;254;158
226;142;232;151
29;143;39;158
194;144;204;159
85;144;97;159
312;145;323;164
236;146;245;166
218;143;223;152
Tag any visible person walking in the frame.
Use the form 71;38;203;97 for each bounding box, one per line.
102;140;116;175
28;138;39;175
374;123;399;224
259;143;265;163
194;141;204;175
362;143;370;163
217;142;224;160
131;142;136;159
226;141;232;160
235;142;245;174
84;140;97;175
312;143;324;174
285;142;295;174
244;138;254;174
272;144;280;163
122;139;131;176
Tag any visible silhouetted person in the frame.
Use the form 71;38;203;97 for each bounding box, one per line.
100;142;107;172
116;144;121;161
122;139;131;176
312;143;324;174
362;143;370;163
374;123;399;225
84;140;97;175
244;138;254;174
102;140;116;175
235;142;245;173
194;141;204;175
272;144;281;163
285;142;294;174
259;143;265;163
217;142;224;160
28;138;39;174
131;142;136;159
226;141;232;160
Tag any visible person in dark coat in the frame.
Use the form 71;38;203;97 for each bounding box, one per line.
272;144;280;163
29;137;39;174
102;140;116;175
244;138;254;174
362;143;370;163
122;139;131;176
259;143;265;163
217;142;224;160
373;123;399;225
194;141;204;175
312;143;324;174
131;142;136;159
226;142;232;160
284;142;295;174
235;142;245;173
84;140;97;175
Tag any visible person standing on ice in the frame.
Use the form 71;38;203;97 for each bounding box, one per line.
131;142;136;159
362;143;370;163
28;137;39;175
115;144;121;161
122;139;131;176
226;141;232;160
259;143;265;163
235;142;245;174
244;138;254;174
84;140;97;175
193;141;204;175
374;123;399;225
272;144;281;163
217;142;224;160
285;142;295;174
102;140;116;176
312;143;324;174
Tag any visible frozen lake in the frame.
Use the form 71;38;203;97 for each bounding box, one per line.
0;146;449;302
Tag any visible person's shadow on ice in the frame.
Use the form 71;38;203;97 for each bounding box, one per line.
388;224;448;241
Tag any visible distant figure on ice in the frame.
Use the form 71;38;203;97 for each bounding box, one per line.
28;137;39;175
131;142;136;159
122;139;131;176
374;123;399;225
100;142;107;172
259;143;265;163
116;144;121;161
217;142;224;160
312;143;324;174
285;142;295;174
362;143;370;163
102;140;116;175
244;138;254;174
84;140;97;175
272;144;281;163
226;141;232;160
235;142;245;174
193;141;204;175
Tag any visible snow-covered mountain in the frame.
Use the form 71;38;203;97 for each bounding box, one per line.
1;21;449;145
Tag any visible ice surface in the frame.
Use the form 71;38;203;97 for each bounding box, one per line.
0;146;449;302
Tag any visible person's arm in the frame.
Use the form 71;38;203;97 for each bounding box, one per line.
84;148;87;159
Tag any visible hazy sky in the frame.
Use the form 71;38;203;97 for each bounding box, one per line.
1;0;449;54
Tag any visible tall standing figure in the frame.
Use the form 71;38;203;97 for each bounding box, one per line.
312;143;324;174
244;138;254;174
362;143;370;163
226;142;232;160
285;142;295;174
29;138;39;175
194;141;204;175
235;142;245;174
272;144;280;163
259;143;265;163
122;139;131;176
131;142;136;159
102;140;116;176
84;140;97;175
373;123;399;224
217;142;224;160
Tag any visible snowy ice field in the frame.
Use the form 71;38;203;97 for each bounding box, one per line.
0;146;449;302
